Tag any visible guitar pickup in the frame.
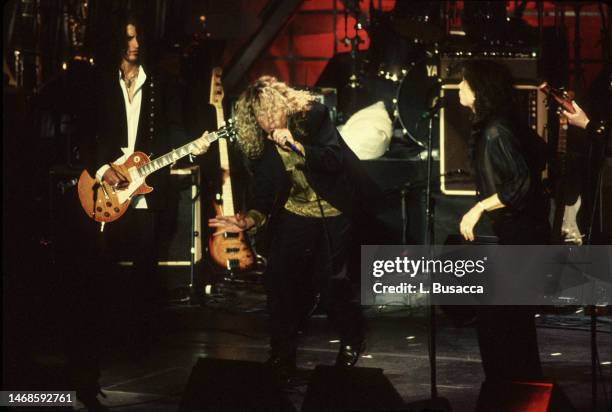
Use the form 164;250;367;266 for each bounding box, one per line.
226;259;240;270
223;232;239;239
225;247;240;253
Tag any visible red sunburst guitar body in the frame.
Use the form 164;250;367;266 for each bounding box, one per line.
77;152;153;223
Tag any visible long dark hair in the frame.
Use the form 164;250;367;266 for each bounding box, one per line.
96;13;148;70
461;60;517;124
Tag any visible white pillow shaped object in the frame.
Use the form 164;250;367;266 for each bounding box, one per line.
338;101;392;160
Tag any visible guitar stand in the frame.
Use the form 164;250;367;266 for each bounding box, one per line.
586;305;611;412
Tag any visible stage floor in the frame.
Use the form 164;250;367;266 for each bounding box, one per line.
7;283;612;412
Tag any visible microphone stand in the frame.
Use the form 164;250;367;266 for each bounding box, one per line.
404;104;452;411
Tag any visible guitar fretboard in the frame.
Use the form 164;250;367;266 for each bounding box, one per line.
136;131;220;178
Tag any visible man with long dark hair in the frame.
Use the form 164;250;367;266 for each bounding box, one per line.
71;15;209;410
457;60;548;380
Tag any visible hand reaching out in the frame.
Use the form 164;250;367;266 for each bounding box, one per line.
208;213;255;236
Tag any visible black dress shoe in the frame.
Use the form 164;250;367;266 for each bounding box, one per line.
335;341;365;367
76;390;109;412
264;354;297;381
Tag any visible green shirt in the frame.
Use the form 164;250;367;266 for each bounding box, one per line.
275;146;342;218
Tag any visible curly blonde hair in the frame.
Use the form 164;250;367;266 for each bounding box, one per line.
233;76;315;159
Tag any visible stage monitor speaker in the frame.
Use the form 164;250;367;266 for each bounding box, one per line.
476;380;575;412
301;365;405;412
179;358;296;412
439;84;548;195
158;166;202;265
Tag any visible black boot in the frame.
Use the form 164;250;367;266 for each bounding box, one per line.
264;352;297;382
76;389;109;412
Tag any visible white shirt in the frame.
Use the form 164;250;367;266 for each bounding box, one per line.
96;67;148;208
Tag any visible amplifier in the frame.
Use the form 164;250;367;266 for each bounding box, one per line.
439;84;548;195
440;53;539;82
309;87;338;124
158;165;202;265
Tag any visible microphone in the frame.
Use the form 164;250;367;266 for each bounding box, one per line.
421;97;447;119
271;130;304;157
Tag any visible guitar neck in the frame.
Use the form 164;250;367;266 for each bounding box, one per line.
135;132;217;178
216;107;235;216
558;123;568;154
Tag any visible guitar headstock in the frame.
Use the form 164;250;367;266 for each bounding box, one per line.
538;82;575;116
209;67;224;110
218;119;238;143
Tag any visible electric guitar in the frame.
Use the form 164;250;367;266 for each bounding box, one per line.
77;124;236;224
538;82;583;245
207;67;256;271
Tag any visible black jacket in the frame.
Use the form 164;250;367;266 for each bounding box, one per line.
82;66;189;210
471;115;549;243
248;102;379;223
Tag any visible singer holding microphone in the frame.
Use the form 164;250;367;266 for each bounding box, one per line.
209;76;372;380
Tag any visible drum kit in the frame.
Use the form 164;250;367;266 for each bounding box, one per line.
344;1;532;148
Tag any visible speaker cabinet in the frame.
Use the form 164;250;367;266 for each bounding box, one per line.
179;358;295;412
439;84;548;195
158;166;202;265
302;365;405;412
440;55;539;82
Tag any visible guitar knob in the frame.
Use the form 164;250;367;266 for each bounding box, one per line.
96;207;102;212
104;212;110;217
114;207;120;212
106;201;112;207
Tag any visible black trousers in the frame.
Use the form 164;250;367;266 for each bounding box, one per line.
473;215;549;381
65;207;164;396
265;210;364;358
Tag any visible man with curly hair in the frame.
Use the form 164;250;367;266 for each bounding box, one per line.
209;76;372;379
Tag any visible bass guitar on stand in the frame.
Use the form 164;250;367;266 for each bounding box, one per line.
207;67;255;271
